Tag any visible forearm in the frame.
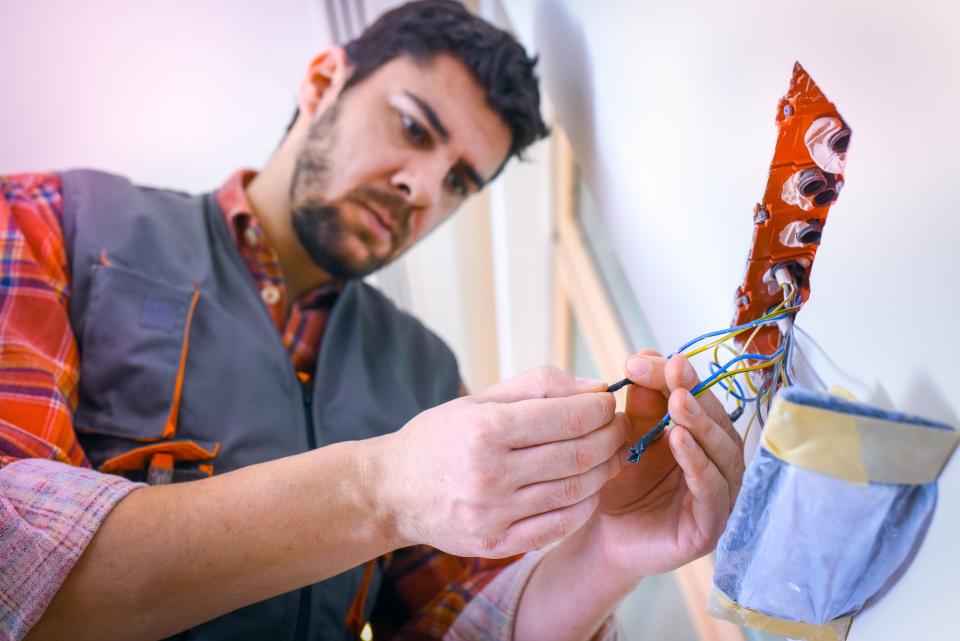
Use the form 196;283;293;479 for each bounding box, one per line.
515;517;637;641
27;435;402;641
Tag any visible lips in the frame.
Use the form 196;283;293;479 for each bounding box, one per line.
356;201;396;249
362;201;396;236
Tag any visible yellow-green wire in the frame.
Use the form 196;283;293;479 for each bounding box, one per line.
692;353;783;401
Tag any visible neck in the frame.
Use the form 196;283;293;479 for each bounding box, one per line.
246;126;333;305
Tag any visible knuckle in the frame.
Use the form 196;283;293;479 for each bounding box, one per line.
533;365;552;388
553;514;570;541
573;441;594;472
465;409;499;450
692;451;712;477
534;365;563;394
565;406;587;437
463;428;487;453
477;532;504;556
468;464;501;493
562;475;582;502
533;518;567;550
598;395;616;423
699;417;715;439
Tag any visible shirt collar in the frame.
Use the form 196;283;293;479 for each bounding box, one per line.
215;169;259;246
215;169;342;307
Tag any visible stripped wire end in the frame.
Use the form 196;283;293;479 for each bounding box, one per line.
627;417;670;462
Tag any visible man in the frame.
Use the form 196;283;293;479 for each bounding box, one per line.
0;2;743;640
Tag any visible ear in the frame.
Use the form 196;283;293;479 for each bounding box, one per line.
297;47;350;117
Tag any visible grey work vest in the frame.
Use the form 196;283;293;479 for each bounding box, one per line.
59;170;460;641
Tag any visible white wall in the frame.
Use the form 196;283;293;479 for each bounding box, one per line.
0;0;327;191
500;1;960;640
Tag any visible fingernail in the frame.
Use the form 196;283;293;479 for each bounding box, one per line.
575;376;605;390
681;427;697;450
626;357;650;379
683;390;702;416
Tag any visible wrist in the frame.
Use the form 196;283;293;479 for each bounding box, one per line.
357;431;414;550
563;516;645;599
516;521;641;641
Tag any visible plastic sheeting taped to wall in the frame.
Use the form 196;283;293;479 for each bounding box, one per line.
710;387;959;641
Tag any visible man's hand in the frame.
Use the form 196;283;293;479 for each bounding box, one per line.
515;352;745;641
592;350;744;580
372;366;629;558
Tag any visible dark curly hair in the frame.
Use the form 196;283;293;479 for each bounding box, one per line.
292;0;549;166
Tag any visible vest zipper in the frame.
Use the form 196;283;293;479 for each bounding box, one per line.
301;381;318;450
294;382;317;641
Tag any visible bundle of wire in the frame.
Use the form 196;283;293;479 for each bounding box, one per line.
609;282;803;463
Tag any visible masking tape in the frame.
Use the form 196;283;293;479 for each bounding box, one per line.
761;397;959;486
709;587;852;641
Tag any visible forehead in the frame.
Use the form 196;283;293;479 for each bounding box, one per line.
348;53;512;179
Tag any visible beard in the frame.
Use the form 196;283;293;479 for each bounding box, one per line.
289;102;413;280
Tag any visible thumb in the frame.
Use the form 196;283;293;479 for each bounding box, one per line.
477;365;606;403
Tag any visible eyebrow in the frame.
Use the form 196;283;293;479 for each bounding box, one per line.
404;90;486;191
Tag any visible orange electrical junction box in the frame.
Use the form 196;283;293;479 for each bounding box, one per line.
733;62;850;356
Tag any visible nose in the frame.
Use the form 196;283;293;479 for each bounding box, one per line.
391;158;446;212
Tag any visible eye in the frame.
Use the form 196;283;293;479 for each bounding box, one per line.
402;113;429;146
445;171;468;198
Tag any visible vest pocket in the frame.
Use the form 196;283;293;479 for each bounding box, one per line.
99;439;220;485
74;259;199;444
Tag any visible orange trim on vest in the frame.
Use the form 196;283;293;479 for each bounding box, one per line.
150;452;174;469
147;452;176;485
99;440;220;474
345;559;377;636
161;284;201;439
98;250;111;267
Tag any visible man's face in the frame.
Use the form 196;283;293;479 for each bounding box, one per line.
290;53;512;279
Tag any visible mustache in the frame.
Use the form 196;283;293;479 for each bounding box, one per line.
349;187;413;240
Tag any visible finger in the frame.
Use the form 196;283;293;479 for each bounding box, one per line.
668;426;729;547
669;388;744;507
493;493;600;556
623;352;671;430
623;352;669;395
510;454;621;521
664;355;739;445
624;384;669;433
477;365;606;404
502;392;616;448
511;413;629;485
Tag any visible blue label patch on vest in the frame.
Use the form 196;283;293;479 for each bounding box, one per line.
140;297;184;332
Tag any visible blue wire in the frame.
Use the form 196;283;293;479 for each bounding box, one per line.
626;292;800;463
709;361;754;402
691;348;785;397
670;312;795;357
628;346;786;462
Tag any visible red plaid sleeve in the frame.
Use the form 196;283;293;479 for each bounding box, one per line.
374;546;619;640
0;173;87;468
371;545;521;639
1;174;143;641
